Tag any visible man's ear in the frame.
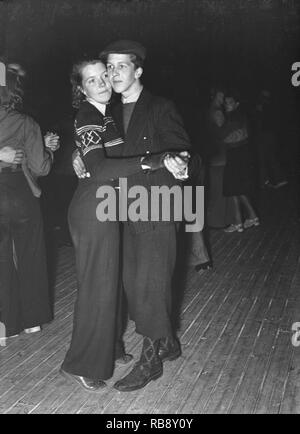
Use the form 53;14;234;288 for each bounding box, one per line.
135;67;143;79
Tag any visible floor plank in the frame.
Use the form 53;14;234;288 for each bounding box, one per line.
1;182;299;413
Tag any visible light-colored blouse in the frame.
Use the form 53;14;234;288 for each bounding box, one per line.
0;107;53;197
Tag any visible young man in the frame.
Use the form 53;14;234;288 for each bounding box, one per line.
99;40;192;392
73;40;191;391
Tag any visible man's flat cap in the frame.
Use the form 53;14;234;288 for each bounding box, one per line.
100;40;146;61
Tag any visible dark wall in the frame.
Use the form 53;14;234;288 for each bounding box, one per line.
0;0;299;127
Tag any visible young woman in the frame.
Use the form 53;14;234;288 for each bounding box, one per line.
0;64;58;339
206;88;235;229
222;90;259;232
60;58;168;391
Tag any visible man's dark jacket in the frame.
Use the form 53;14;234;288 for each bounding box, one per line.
111;88;192;233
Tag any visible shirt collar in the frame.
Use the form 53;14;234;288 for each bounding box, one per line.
121;86;143;104
86;98;107;116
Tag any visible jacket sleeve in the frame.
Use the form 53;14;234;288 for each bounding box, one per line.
187;153;203;181
156;100;192;152
220;113;248;144
23;116;53;176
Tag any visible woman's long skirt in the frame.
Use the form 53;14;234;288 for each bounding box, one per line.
207;165;234;228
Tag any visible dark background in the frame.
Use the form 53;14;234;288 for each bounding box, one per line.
0;0;299;167
0;0;299;251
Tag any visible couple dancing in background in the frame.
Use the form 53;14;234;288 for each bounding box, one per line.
61;40;195;392
207;87;259;233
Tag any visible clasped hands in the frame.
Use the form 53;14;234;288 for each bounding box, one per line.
163;151;190;180
72;150;190;180
44;132;60;152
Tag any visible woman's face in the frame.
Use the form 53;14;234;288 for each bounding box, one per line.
225;96;239;113
80;62;112;104
215;91;224;106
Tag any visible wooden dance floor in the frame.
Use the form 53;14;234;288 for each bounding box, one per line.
0;182;299;414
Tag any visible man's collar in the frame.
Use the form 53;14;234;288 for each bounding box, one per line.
121;86;143;104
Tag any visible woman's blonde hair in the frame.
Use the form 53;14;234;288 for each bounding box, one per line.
70;58;104;109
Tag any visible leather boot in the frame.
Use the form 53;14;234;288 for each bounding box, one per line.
158;336;181;362
114;337;163;392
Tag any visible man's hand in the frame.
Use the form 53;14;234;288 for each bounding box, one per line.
164;151;190;180
224;128;248;144
44;132;60;151
0;146;24;164
73;153;90;179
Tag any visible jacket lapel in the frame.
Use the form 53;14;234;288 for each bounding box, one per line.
110;101;124;138
124;89;152;155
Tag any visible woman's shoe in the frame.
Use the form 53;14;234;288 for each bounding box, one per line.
243;217;260;229
24;326;41;334
195;261;213;272
0;334;19;346
224;224;244;233
60;368;106;392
